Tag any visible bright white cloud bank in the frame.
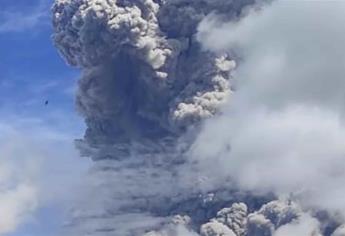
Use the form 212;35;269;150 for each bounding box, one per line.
273;213;320;236
0;115;88;235
194;0;345;215
0;123;41;234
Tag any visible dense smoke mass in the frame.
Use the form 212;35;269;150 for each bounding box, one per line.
52;0;345;235
52;0;245;142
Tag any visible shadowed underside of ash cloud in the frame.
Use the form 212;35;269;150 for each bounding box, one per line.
52;0;343;235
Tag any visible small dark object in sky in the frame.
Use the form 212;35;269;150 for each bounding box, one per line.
45;100;49;105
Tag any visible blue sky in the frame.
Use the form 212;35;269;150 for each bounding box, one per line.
0;1;89;235
0;0;77;119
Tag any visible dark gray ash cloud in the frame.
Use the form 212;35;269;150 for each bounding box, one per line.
52;0;345;235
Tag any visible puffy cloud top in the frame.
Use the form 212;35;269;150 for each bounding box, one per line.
52;0;253;151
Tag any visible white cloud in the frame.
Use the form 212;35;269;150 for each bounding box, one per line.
0;183;38;235
198;0;345;111
193;0;345;216
0;124;41;234
0;113;89;235
274;214;320;236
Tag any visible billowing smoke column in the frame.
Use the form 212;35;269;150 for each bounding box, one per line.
52;0;242;143
51;0;342;235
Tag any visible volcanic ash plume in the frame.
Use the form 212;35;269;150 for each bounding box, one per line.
52;0;245;141
50;0;340;235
